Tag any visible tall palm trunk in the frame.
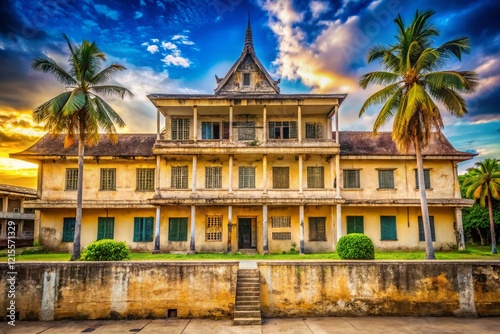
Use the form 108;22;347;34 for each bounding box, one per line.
415;136;436;260
487;192;498;254
70;132;85;261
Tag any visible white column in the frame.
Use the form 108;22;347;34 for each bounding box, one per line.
299;205;305;254
263;205;269;254
229;105;233;142
189;205;196;253
330;156;335;191
327;116;332;140
336;154;341;198
335;105;339;143
227;206;233;253
155;155;161;195
456;208;466;251
336;204;342;243
299;154;303;194
263;154;268;194
193;106;198;142
192;155;197;193
228;154;233;194
298;105;302;143
153;206;161;253
263;105;267;143
331;205;335;251
156;109;161;140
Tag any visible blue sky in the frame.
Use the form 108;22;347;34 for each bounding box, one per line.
0;0;499;187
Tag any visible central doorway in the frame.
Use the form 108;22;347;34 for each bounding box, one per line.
238;217;257;249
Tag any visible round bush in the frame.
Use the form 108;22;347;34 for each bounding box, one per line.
336;233;375;260
81;239;131;261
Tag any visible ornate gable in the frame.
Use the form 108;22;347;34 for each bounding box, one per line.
214;20;280;95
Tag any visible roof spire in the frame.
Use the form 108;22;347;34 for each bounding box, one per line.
244;14;253;51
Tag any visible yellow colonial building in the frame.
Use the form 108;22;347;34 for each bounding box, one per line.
12;23;473;253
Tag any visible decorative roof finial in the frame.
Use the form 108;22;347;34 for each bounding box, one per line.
244;14;253;50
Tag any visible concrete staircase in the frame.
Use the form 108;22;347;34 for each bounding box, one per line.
233;268;261;325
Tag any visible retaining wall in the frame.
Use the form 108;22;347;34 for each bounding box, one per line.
1;261;499;320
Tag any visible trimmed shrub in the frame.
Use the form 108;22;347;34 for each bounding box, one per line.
81;239;131;261
337;233;375;260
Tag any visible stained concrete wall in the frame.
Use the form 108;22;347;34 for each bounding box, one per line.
0;262;238;320
259;261;500;317
1;261;498;321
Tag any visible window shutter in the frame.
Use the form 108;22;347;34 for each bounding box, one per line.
180;219;188;241
418;216;435;241
107;219;114;239
415;170;431;189
133;218;141;242
202;122;211;139
290;121;298;139
145;217;154;241
169;219;179;241
62;218;75;242
380;216;397;240
268;122;276;139
97;220;105;240
222;122;230;139
347;216;364;234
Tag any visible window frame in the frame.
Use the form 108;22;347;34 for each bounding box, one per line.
205;215;223;242
307;166;324;189
201;121;230;140
309;217;326;241
238;166;256;189
237;121;256;141
343;169;361;189
271;216;291;228
171;166;189;189
97;217;114;240
415;169;431;189
347;216;364;234
272;232;291;240
380;216;397;240
100;168;116;191
133;217;154;242
136;168;155;191
418;216;436;242
268;121;298;139
205;166;222;189
62;217;75;242
65;168;78;191
168;217;188;242
378;169;395;189
171;117;190;140
272;166;290;189
243;72;251;86
305;122;323;139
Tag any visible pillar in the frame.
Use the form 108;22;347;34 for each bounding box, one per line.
193;106;198;142
299;154;303;194
297;105;302;143
189;206;196;253
227;206;233;253
335;154;341;198
263;154;268;194
228;154;233;194
263;205;269;254
455;208;466;250
229;105;233;142
299;205;305;254
335;105;339;143
153;206;161;253
156;108;161;140
263;105;267;143
192;155;197;193
336;204;342;243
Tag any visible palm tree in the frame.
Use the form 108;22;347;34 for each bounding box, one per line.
464;159;500;254
358;10;478;259
32;35;133;260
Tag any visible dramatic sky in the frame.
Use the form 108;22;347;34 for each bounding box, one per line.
1;0;499;188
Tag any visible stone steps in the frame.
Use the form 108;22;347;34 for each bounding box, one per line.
233;269;261;326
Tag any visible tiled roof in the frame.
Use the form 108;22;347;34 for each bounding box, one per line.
10;131;473;160
148;93;347;100
10;134;156;158
339;131;474;157
0;184;37;196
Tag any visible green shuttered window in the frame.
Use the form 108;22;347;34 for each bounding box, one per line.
380;216;397;240
378;170;395;189
133;217;154;242
343;169;360;189
347;216;364;234
97;217;114;240
415;169;431;189
418;216;436;241
169;218;188;241
309;217;326;241
62;217;75;242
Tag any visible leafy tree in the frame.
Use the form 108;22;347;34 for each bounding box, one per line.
358;10;478;259
463;158;500;254
32;35;133;260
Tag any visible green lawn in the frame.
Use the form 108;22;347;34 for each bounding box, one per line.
1;245;499;262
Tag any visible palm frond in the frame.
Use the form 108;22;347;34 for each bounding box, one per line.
32;57;77;86
424;71;478;93
358;71;401;89
91;85;134;99
93;95;126;128
372;87;403;132
437;36;471;61
90;64;127;85
61;88;87;117
358;82;401;116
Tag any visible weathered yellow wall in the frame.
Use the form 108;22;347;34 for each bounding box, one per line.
340;159;457;200
0;262;238;320
41;160;156;201
1;262;498;320
341;206;457;250
258;262;500;317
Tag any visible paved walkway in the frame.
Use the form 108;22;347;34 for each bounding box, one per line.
1;317;499;334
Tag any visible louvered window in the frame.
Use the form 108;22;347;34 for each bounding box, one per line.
239;166;255;188
380;216;397;240
415;170;431;189
309;217;326;241
100;168;116;191
169;218;188;241
347;216;364;234
273;167;289;189
272;232;291;240
305;122;323;139
65;168;78;191
307;166;324;188
171;118;190;140
136;168;155;191
343;169;360;189
133;217;154;242
62;217;75;242
171;166;188;189
205;166;222;189
271;216;291;228
378;170;394;189
206;216;222;241
418;216;436;241
97;217;114;240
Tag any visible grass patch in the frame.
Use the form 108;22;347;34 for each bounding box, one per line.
1;245;498;262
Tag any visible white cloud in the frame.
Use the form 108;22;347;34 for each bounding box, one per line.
310;1;329;20
134;11;143;19
161;41;177;50
335;0;361;17
151;38;159;43
82;19;100;33
146;45;159;54
161;50;190;68
94;4;120;20
141;42;149;46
